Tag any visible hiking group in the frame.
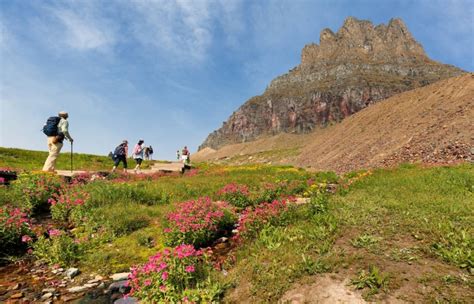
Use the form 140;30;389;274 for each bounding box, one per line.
112;139;149;173
42;111;188;174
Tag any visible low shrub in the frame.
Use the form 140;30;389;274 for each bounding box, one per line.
217;183;252;209
303;182;328;198
128;244;222;303
70;172;94;185
307;193;329;215
281;179;308;196
49;186;90;224
0;205;33;257
13;173;63;213
253;182;284;204
236;199;289;240
32;229;81;266
165;197;236;247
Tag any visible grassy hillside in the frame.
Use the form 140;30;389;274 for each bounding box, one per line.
0;147;151;171
226;163;473;302
1;161;472;302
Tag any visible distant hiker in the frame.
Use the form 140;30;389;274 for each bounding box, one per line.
148;146;154;160
42;111;73;172
112;140;128;172
133;139;145;173
176;150;181;160
108;151;114;159
181;146;190;164
144;146;150;160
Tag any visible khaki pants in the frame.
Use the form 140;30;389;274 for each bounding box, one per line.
42;137;63;172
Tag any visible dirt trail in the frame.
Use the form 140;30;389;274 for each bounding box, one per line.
55;161;187;177
280;275;366;304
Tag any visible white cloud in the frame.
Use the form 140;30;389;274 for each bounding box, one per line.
53;8;115;51
128;0;213;63
24;1;118;53
215;0;246;48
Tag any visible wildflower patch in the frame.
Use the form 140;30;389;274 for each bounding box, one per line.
128;244;222;303
165;197;236;247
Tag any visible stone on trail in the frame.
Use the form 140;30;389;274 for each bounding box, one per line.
66;267;80;279
10;292;24;299
84;283;98;288
8;283;20;290
67;286;88;293
110;272;130;281
108;280;131;294
42;288;56;293
41;292;53;300
114;297;139;304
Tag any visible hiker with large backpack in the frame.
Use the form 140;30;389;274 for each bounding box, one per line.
42;111;74;172
132;139;145;173
112;140;129;172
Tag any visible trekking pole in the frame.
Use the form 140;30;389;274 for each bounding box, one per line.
70;142;73;173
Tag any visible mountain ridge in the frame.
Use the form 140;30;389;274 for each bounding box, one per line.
199;17;464;151
194;74;474;172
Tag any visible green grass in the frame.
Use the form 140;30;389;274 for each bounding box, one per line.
1;147;472;303
222;164;473;302
334;164;473;268
0;147;153;171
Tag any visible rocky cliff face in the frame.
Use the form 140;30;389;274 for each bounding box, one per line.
199;17;464;150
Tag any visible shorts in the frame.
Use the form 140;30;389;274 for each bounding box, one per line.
114;155;127;168
134;158;143;165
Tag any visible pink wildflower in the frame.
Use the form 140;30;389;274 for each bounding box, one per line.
48;229;62;237
161;272;169;280
185;265;195;273
21;235;32;243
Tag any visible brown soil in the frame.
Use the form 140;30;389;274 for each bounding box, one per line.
324;228;474;303
193;74;474;173
279;275;366;304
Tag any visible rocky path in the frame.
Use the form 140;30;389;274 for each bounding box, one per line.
56;161;187;177
0;260;137;304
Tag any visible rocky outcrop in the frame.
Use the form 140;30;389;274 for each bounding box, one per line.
199;17;464;150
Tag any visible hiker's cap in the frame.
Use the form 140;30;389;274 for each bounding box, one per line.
123;140;128;144
58;111;68;117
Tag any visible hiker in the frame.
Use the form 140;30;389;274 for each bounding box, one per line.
148;146;154;160
112;140;128;172
42;111;73;172
132;139;145;173
144;146;150;160
176;150;180;160
181;146;190;164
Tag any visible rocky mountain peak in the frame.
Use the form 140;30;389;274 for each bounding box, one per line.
199;17;464;151
301;17;425;66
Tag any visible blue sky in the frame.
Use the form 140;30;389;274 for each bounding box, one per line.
1;0;473;160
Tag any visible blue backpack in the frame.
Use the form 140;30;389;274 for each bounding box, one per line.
42;116;61;136
114;144;126;156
